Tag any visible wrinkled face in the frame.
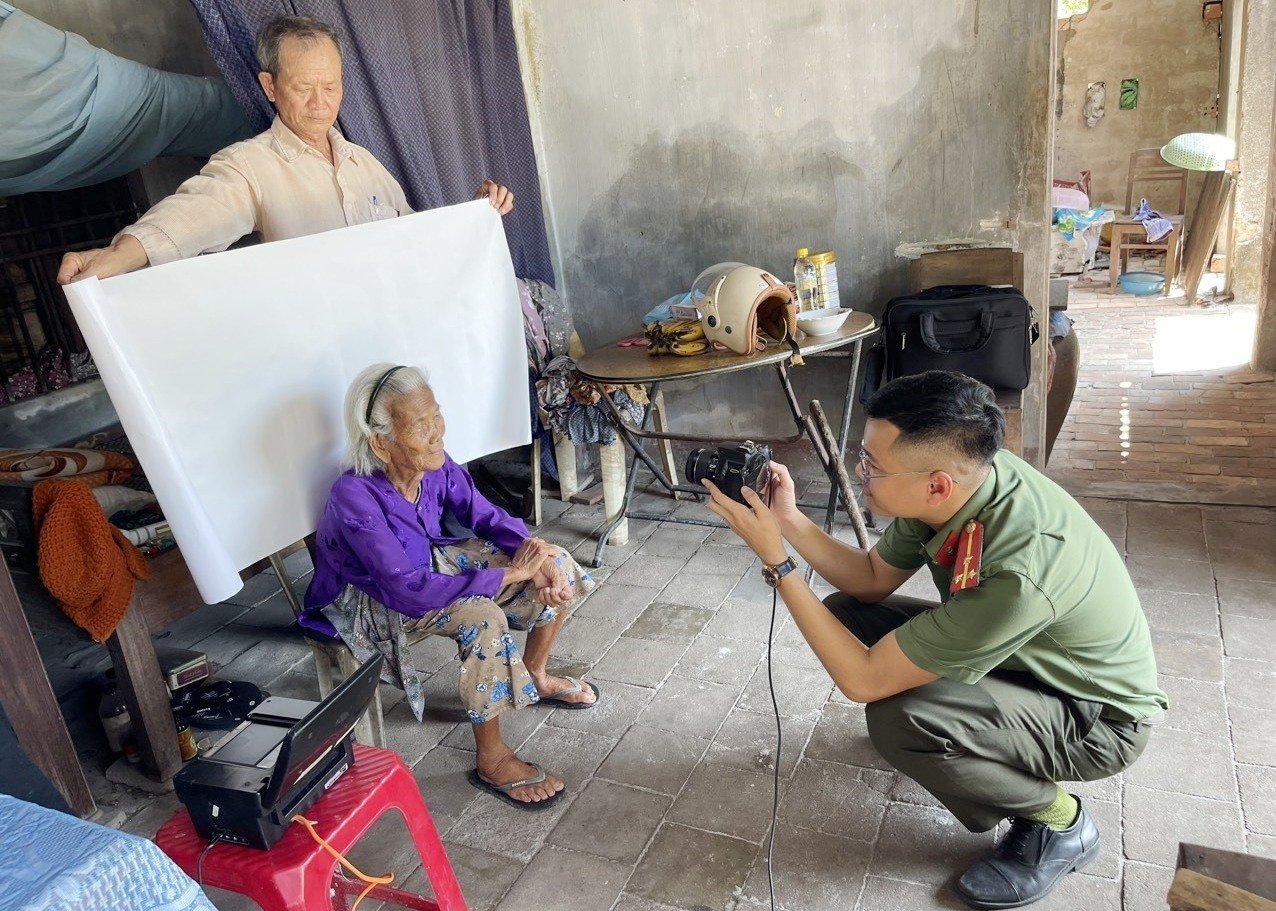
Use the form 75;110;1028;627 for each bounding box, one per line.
258;35;343;142
381;387;447;474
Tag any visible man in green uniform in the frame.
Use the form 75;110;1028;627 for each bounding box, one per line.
701;370;1166;909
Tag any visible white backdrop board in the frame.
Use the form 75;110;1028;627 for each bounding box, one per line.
65;201;529;604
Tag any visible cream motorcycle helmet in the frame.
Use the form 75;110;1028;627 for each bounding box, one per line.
692;263;802;360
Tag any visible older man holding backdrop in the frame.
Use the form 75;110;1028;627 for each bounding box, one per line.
58;15;513;283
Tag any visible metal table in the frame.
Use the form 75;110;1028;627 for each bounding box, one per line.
575;313;878;567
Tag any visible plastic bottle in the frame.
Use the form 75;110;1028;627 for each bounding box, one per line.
793;248;819;313
98;680;132;754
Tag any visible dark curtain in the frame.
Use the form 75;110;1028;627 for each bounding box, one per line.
187;0;554;285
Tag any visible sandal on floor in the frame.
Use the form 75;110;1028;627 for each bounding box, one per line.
467;764;564;811
536;676;601;710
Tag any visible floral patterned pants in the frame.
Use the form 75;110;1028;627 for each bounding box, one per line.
321;539;594;724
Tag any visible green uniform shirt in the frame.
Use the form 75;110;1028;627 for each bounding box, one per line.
877;450;1167;722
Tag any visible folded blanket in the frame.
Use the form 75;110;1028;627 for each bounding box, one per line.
0;447;133;487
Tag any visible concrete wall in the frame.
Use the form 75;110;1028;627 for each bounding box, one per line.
1235;0;1276;327
17;0;220;203
516;0;1054;454
1054;0;1220;211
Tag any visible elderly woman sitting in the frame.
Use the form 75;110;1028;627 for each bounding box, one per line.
301;364;599;809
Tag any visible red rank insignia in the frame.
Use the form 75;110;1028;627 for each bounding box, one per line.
948;520;984;594
935;530;961;569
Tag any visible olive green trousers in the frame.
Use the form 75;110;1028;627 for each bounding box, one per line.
825;593;1152;832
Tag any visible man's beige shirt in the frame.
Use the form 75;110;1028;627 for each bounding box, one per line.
122;117;412;265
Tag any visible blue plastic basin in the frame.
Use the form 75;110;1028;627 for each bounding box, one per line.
1118;271;1165;296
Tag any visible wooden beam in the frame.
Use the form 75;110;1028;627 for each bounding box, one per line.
106;602;181;780
0;560;96;817
1169;868;1276;911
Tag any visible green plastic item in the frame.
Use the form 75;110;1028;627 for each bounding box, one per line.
1160;133;1236;172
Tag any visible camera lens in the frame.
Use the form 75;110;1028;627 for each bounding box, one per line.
685;448;717;485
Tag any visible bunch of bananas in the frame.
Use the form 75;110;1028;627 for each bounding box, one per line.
645;319;710;356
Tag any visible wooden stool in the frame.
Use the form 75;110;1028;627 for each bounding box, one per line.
155;745;466;911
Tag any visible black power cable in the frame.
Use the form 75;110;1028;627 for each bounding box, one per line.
763;481;783;911
196;833;224;888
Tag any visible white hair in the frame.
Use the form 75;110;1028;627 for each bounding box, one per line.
344;363;432;476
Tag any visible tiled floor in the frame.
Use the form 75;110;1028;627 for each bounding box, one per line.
102;483;1276;911
1047;263;1276;502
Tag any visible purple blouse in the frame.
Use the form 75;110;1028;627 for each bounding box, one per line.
300;456;529;636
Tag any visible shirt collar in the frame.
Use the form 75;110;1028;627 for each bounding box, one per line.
268;116;354;164
921;459;998;562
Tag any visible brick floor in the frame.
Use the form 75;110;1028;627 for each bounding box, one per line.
96;486;1275;911
1048;266;1276;502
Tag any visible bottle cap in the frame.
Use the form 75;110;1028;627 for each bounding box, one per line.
795;248;809;257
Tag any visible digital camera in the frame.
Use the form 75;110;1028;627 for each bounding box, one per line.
685;441;772;505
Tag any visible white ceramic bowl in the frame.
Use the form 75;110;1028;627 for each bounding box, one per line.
797;307;852;337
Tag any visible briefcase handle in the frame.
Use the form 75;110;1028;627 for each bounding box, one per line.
918;311;996;355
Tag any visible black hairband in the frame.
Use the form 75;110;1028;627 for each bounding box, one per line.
365;365;406;425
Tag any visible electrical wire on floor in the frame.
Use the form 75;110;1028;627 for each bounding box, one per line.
292;814;395;911
764;482;783;911
196;833;223;887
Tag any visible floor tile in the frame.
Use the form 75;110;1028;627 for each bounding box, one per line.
1120;861;1176;911
626;822;756;911
420;843;523;911
638;525;712;557
572;582;660;624
547;779;669;863
778;758;889;842
1127;555;1216;596
499;845;629;911
589;636;688;689
1225;657;1276;709
1238;764;1276;836
1126;524;1209;560
806;703;892;771
549;617;627;664
547;679;654;738
1212;546;1276;583
1125;726;1237;801
682;545;760;577
1157;675;1228;737
1217;579;1276;621
703;597;783;643
608;554;691;587
674;635;765;687
1138;589;1219;637
1227;702;1276;766
1128;502;1203;532
1222;614;1276;660
638;676;740;736
855;875;967;910
1080;798;1122;880
741;824;873;910
868;803;990;886
596;724;709;796
411;745;480;836
657;569;742;610
667;762;784;844
1122;784;1245;865
706;705;814;779
737;662;833;719
625;602;715;644
1152;628;1224;682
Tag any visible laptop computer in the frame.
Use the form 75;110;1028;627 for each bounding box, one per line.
174;654;384;848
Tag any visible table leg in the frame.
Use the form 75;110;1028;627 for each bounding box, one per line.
811;401;871;549
591;388;659;567
823;339;874;534
108;603;182;780
0;560;96;817
651;390;684;499
599;439;629;546
554;433;579;501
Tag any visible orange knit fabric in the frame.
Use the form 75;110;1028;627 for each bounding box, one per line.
33;479;152;643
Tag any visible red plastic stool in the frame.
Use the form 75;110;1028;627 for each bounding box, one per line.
156;745;466;910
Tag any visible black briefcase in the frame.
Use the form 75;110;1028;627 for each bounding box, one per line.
861;285;1035;400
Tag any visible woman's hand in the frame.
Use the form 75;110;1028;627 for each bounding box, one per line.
532;554;572;606
474;180;515;216
704;480;788;565
507;538;552;584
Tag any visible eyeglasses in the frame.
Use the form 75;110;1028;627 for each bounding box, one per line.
857;448;953;485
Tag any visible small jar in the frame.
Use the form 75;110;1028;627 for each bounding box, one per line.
176;723;198;762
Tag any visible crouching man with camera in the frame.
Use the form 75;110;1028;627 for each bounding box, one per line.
698;370;1165;910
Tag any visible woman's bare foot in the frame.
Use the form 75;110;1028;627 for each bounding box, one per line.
531;672;598;706
475;748;564;804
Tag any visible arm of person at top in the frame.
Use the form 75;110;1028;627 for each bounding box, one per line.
474;180;515;216
704;476;937;704
764;461;913;603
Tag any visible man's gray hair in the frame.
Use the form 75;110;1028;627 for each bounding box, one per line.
255;15;342;78
345;363;432;476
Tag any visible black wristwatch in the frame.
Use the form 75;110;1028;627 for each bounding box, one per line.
761;557;797;588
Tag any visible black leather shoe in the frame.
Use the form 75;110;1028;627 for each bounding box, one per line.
955;800;1100;909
